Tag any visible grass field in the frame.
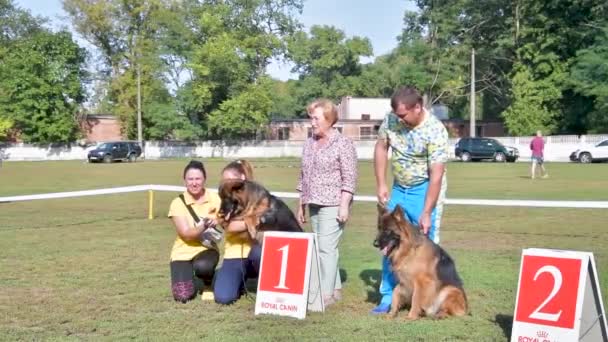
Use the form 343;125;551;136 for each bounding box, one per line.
1;160;607;341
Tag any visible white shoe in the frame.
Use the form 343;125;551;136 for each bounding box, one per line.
201;286;214;301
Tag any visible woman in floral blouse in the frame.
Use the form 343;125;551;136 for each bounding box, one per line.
297;99;358;306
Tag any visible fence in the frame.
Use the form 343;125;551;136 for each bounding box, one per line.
1;134;607;162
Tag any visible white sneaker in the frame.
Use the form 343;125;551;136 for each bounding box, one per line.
201;286;214;301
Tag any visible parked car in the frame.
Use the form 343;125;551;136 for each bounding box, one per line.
87;141;142;163
569;139;608;163
455;137;519;162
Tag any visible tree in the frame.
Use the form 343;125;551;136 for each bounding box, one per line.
187;0;303;136
64;0;304;140
207;81;273;139
499;0;608;135
501;64;563;135
0;1;87;143
268;79;299;119
0;117;13;140
393;0;608;134
284;25;373;115
569;27;608;133
63;0;173;138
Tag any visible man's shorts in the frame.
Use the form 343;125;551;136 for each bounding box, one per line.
531;156;544;164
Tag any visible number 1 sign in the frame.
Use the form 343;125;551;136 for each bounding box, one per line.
511;249;608;342
255;232;322;319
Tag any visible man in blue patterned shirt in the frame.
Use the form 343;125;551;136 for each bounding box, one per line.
371;86;448;314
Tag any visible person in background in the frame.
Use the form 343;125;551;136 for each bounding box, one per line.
530;130;548;179
168;160;220;302
297;99;358;306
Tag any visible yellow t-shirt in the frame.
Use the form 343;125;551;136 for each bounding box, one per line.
167;191;221;261
167;190;252;261
223;230;252;260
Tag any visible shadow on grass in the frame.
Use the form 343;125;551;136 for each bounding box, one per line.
494;314;513;339
359;269;382;304
340;268;348;283
240;270;348;295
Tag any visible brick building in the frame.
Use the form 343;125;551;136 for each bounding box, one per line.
80;114;122;142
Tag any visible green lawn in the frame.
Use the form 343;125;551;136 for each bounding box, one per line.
1;160;607;341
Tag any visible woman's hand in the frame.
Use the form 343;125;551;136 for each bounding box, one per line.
202;217;218;229
297;205;307;225
337;204;350;223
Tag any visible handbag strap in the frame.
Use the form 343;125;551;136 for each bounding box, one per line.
178;194;200;223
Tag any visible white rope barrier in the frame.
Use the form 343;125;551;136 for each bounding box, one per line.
1;185;608;209
0;185;150;203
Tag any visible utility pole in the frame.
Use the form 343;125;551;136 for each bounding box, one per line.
470;48;476;137
137;63;143;151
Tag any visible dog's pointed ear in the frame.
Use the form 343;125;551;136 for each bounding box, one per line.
391;206;413;235
392;205;405;222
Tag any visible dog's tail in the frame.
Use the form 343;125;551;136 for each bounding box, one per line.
436;246;464;290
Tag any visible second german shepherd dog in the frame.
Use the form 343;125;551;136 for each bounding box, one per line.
374;205;468;319
217;179;302;241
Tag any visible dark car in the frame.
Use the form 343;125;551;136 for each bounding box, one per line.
87;141;142;163
455;137;519;162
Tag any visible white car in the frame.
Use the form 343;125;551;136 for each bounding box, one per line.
569;139;608;163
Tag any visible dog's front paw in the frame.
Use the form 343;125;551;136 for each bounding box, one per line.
405;312;420;320
386;309;399;319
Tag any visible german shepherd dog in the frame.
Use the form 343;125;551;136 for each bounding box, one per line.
217;179;303;241
374;205;468;319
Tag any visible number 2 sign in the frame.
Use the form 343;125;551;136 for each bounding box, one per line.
511;249;608;342
255;232;322;319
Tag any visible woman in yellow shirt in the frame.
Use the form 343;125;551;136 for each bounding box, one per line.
168;160;221;302
213;160;262;304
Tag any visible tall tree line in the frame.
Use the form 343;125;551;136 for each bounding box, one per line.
1;0;607;143
0;0;87;143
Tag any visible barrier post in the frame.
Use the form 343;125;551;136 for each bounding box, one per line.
148;190;154;220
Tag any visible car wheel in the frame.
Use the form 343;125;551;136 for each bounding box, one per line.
103;154;112;163
494;152;506;162
128;153;137;163
461;152;471;162
579;152;592;163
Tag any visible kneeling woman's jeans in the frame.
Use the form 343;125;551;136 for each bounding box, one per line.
213;244;262;304
170;249;219;303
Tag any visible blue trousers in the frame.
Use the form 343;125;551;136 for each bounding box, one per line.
214;244;262;304
378;181;444;306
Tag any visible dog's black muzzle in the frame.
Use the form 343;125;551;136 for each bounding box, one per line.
374;230;400;255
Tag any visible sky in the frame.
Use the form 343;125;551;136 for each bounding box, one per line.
15;0;416;80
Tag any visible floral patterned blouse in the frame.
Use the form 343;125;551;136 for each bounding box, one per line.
297;129;358;206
